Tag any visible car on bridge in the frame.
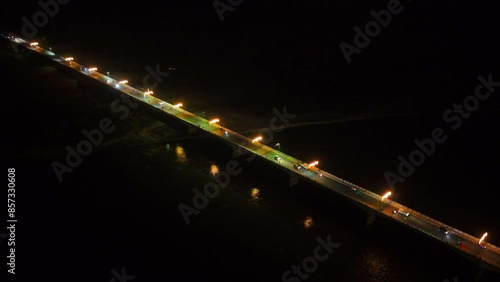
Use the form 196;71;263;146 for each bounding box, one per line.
274;155;281;161
397;209;410;217
438;226;449;235
292;163;304;170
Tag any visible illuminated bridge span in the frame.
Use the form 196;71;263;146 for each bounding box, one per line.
5;33;500;274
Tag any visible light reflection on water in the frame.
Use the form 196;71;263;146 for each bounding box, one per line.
157;140;455;281
303;216;314;229
250;188;261;202
210;164;219;176
355;247;393;282
175;145;188;164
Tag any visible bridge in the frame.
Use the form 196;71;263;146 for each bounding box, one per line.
4;32;500;275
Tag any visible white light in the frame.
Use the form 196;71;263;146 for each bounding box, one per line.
30;42;39;47
64;57;73;61
479;232;488;245
252;136;262;143
88;67;97;72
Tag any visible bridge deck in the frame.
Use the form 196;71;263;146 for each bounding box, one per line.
5;33;499;272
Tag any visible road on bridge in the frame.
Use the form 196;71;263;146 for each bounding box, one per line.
6;33;500;272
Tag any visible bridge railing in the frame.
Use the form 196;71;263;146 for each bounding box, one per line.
311;168;500;256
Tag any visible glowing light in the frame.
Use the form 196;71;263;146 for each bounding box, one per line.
30;42;38;47
64;57;74;61
210;164;219;176
144;90;153;96
308;161;319;168
209;119;219;124
173;103;182;108
88;67;97;72
303;216;314;229
118;80;128;85
251;188;260;201
479;232;488;245
252;136;262;143
175;145;187;163
381;191;392;201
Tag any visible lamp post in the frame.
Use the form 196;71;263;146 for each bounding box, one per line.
380;191;392;210
308;161;319;169
252;136;262;143
479;232;488;248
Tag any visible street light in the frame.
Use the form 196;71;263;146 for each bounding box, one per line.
209;118;220;125
308;161;319;168
275;143;280;150
252;136;262;143
479;232;488;245
380;191;392;210
381;191;392;201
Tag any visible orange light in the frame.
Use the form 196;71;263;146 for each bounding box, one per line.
88;67;97;72
64;57;73;61
308;161;319;168
381;191;392;201
252;136;262;143
210;164;219;176
30;42;38;47
118;80;128;84
479;232;488;245
173;103;182;108
209;118;219;124
251;188;260;201
144;90;153;95
303;216;314;229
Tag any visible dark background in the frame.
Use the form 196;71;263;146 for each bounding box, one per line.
1;1;500;281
